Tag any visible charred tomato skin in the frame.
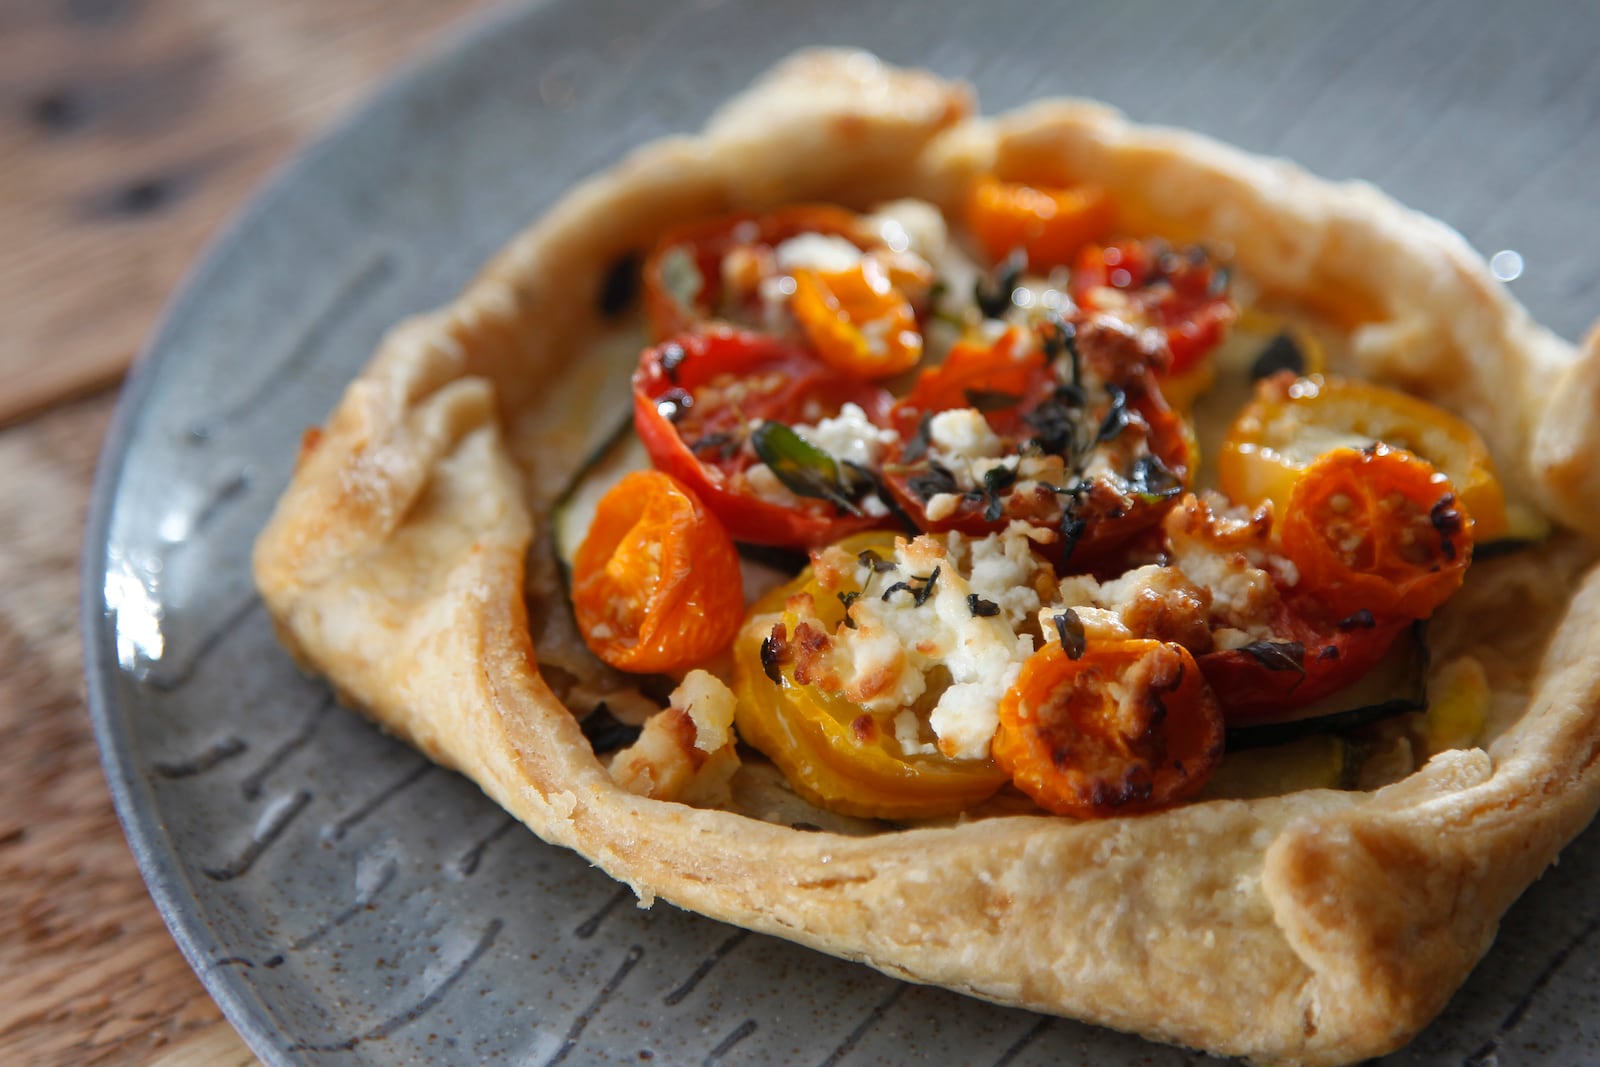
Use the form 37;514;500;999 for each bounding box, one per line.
632;328;900;549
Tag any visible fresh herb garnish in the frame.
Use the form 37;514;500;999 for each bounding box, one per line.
1237;640;1307;677
1024;396;1078;458
1054;609;1087;660
837;590;861;628
963;389;1023;413
687;431;737;460
980;465;1018;522
882;567;940;608
906;462;959;503
1248;332;1305;380
974;248;1026;319
902;412;933;463
751;421;861;514
857;548;897;573
1094;384;1132;444
967;594;1000;618
1127;454;1183;502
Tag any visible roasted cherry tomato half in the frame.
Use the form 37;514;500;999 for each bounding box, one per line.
572;470;745;673
1279;444;1472;622
881;325;1193;568
966;177;1117;270
1219;372;1508;541
1070;239;1236;376
633;328;898;549
791;259;923;379
888;327;1055;437
642;204;871;340
994;639;1224;817
731;535;1009;820
1197;600;1410;723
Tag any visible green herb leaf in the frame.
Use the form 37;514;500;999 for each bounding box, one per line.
1127;454;1183;503
751;421;860;515
967;594;1000;618
980;465;1018;522
1238;640;1306;675
1054;609;1087;660
963;389;1023;413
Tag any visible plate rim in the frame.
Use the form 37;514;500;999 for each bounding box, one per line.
79;3;546;1061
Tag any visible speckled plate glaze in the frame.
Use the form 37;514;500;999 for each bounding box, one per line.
84;1;1600;1063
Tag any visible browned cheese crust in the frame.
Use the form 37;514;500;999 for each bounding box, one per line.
252;50;1600;1066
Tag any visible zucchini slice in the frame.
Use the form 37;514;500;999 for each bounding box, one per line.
550;418;804;604
1224;624;1429;751
552;417;652;573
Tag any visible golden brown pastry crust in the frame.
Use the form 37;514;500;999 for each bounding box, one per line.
253;50;1600;1066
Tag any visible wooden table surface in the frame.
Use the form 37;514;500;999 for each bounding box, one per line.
0;3;495;1063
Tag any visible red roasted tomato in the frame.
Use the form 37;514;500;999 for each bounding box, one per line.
632;328;899;549
641;205;872;340
1071;239;1236;376
880;319;1193;570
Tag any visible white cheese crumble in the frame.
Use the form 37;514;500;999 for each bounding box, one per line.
774;232;862;273
792;402;898;469
951;522;1053;630
925;408;1019;490
808;535;1034;761
865;199;948;261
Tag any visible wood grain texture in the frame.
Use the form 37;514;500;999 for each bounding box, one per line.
0;1;495;1063
0;0;494;427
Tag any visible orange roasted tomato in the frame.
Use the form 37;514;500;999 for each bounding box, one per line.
730;534;1009;820
1219;372;1508;541
966;176;1117;270
1278;444;1472;622
994;638;1224;817
572;470;744;673
790;258;923;378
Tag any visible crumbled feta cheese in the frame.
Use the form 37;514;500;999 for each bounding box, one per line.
925;408;1016;492
866;199;948;260
743;462;806;508
1169;537;1276;635
793;402;898;468
924;493;963;523
800;535;1032;761
930;408;1003;462
894;710;939;756
775;232;862;274
962;522;1051;630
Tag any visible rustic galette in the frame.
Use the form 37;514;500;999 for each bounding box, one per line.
254;50;1600;1065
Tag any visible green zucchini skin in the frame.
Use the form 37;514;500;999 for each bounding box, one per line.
551;416;651;577
1224;624;1429;751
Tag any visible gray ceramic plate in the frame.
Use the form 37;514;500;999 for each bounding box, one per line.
85;1;1600;1063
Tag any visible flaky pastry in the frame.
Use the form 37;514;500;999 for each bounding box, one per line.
254;50;1600;1065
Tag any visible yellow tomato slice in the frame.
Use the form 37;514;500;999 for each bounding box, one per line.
1218;373;1508;540
730;535;1007;820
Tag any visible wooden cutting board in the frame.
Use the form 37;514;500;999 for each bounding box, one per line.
0;2;493;1064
